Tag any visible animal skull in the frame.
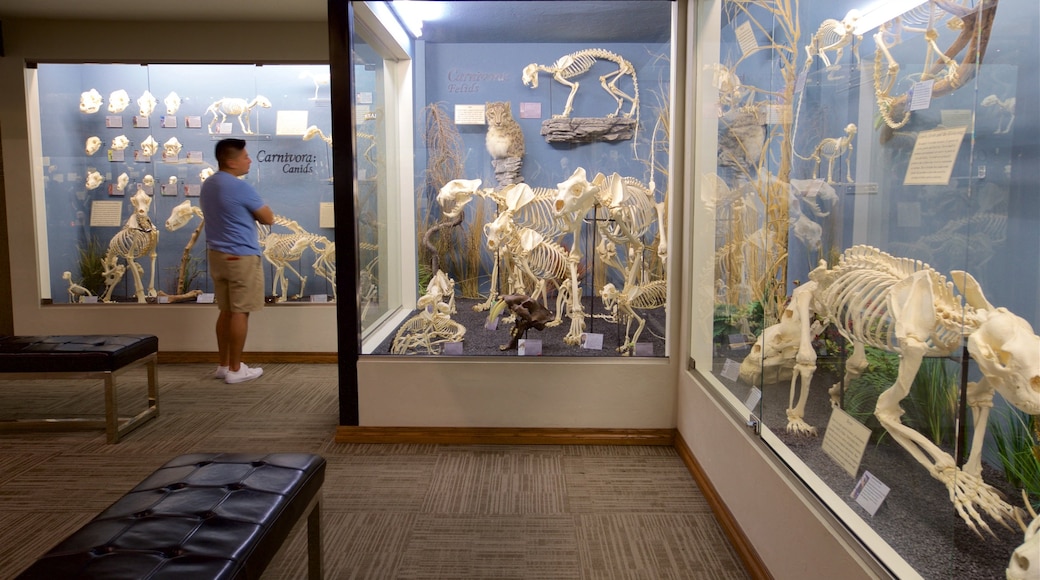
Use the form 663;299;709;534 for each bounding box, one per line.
137;90;157;117
967;308;1040;416
436;178;483;219
163;137;182;158
108;89;130;113
80;89;103;114
116;173;129;192
164;91;181;115
110;135;130;151
85;136;102;156
1008;495;1040;580
139;136;159;158
85;170;104;190
199;167;215;182
165;200;196;231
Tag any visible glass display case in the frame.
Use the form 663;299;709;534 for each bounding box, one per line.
33;63;336;306
355;0;675;358
691;0;1039;577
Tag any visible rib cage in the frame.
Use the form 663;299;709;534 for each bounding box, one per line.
626;280;667;310
811;246;967;352
504;186;570;239
601;176;658;245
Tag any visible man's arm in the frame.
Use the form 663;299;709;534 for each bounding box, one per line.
253;204;275;225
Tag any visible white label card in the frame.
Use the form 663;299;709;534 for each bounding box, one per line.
484;316;499;331
443;342;464;355
133;116;149;128
81;296;99;304
161;115;178;128
185;116;202;129
581;333;604;350
105;115;123;128
634;342;654;357
454;104;486;125
720;358;741;381
157;296;170;304
744;387;762;411
851;471;891;516
196;293;216;304
909;78;934;111
276;110;309;136
89;201;123;227
319;202;335;228
310;294;328;303
517;339;542;356
904;126;967;185
821;407;872;477
736;21;758;56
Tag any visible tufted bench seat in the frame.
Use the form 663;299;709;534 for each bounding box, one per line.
16;452;326;579
0;334;159;443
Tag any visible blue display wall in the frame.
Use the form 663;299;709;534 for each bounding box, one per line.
37;63;335;303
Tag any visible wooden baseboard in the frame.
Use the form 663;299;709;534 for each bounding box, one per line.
674;432;771;580
335;426;675;446
158;352;338;364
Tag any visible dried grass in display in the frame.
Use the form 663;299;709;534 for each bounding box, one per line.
416;102;465;275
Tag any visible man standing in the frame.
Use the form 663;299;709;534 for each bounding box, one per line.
200;138;275;384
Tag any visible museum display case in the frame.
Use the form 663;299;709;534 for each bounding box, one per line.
689;0;1039;577
354;0;675;358
31;63;338;307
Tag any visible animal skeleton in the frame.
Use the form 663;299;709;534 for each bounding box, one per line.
523;48;639;119
600;280;667;355
553;168;664;345
62;271;93;303
299;70;330;100
258;215;331;301
163;199;206;301
205;95;272;134
390;270;465;355
981;94;1015;134
803;10;862;74
742;245;1040;534
101;190;159;303
807;123;857;183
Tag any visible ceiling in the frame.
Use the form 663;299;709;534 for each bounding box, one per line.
0;1;671;43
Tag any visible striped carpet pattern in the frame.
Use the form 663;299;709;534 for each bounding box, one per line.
0;363;749;579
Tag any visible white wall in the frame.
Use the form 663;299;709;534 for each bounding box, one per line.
0;19;336;352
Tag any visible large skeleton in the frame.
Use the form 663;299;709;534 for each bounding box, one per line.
205;95;272;134
101;190;158;303
553;168;665;345
741;246;1040;534
522;49;639;119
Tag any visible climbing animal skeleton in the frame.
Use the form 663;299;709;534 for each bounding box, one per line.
205;95;272;134
101;190;158;303
740;245;1040;535
522;48;639;119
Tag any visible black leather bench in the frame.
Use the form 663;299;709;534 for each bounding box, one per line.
16;452;326;579
0;334;159;443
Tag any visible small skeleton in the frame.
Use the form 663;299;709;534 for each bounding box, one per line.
600;280;667;355
62;271;93;303
742;245;1040;535
390;270;466;355
803;10;862;74
205;95;272;134
523;48;639;119
809;123;856;183
981;94;1015;134
101;190;159;303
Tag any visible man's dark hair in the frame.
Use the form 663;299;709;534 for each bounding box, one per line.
214;138;247;169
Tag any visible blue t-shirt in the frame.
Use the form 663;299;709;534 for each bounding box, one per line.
199;171;266;256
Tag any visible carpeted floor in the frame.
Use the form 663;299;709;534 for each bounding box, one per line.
0;363;749;579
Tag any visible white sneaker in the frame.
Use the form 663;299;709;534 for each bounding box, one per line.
215;365;229;379
225;363;263;384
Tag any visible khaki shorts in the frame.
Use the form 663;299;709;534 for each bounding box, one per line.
208;250;265;312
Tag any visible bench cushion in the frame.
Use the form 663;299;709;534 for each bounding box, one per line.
0;335;158;373
17;452;326;579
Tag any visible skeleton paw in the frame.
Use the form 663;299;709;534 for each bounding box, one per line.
785;412;818;436
544;319;563;328
933;466;1022;536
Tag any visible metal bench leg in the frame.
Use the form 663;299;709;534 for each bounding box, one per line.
307;492;323;579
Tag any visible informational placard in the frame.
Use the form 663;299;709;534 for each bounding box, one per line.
196;293;215;304
454;104;486;125
276;110;309;136
356;91;373;105
720;358;741;381
850;471;891;516
81;296;99;304
186;151;204;164
517;338;542;356
319;202;335;228
108;149;125;162
105;115;123;128
908;78;934;111
744;387;762;411
163;151;179;163
821;407;872;477
904;126;967;185
484;316;500;331
160;184;177;196
215;122;233;135
310;294;328;303
634;342;654;357
581;333;603;350
157;295;170;304
133;150;152;163
736;21;758;56
443;341;464;355
519;102;541;119
89;200;123;227
185;116;202;129
133;116;149;128
161;115;178;129
184;185;201;197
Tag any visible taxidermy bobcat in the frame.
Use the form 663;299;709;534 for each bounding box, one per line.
485;101;525;159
